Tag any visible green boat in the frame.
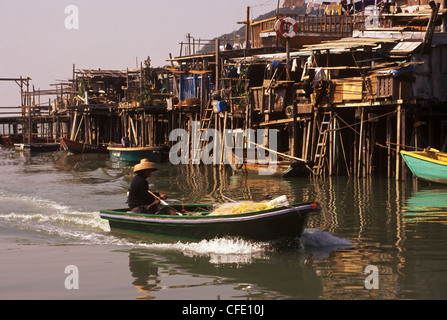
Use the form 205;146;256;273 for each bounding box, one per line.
400;148;447;185
99;201;321;241
108;145;169;163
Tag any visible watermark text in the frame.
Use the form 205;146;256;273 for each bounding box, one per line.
64;5;79;30
169;121;278;175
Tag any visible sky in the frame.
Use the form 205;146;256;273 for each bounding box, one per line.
0;0;280;108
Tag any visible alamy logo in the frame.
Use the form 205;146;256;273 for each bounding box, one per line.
65;5;79;30
169;121;278;175
364;265;379;289
64;265;79;290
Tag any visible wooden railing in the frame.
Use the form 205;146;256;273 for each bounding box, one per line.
250;15;366;48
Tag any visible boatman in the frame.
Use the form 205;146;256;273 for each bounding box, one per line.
127;159;175;215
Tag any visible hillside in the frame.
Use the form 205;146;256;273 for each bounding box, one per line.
196;6;307;54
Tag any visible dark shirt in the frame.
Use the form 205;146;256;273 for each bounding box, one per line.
127;173;158;209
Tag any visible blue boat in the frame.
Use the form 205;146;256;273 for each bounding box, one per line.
400;148;447;185
107;145;169;163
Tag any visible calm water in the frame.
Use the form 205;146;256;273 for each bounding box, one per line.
1;146;447;300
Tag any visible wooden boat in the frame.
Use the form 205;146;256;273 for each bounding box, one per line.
14;143;25;151
24;143;60;153
226;149;311;177
107;145;169;163
400;148;447;185
99;201;321;241
1;134;23;145
58;137;108;154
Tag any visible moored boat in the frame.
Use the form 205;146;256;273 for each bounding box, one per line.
25;143;61;153
99;201;321;241
1;134;23;145
58;137;108;154
400;148;447;185
14;143;25;151
226;149;311;177
107;145;169;163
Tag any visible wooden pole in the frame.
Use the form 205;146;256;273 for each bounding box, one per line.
292;87;298;157
215;39;220;91
286;38;291;81
396;103;401;181
357;107;364;178
387;115;391;178
245;6;250;49
401;105;406;180
396;81;402;181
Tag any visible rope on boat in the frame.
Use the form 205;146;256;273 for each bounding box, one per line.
376;141;425;152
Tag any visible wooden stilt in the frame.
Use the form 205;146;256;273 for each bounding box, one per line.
396;103;401;181
357;107;364;178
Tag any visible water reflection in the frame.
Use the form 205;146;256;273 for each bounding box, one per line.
403;187;447;225
125;244;323;300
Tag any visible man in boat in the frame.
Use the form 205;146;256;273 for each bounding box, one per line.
127;159;175;215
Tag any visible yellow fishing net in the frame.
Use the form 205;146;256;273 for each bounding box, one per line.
208;196;289;216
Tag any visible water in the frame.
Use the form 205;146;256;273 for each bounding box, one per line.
1;146;447;300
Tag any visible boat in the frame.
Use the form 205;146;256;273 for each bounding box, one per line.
24;143;61;153
14;143;25;151
1;134;23;145
58;137;108;154
107;145;169;163
99;201;321;241
226;149;312;177
400;148;447;185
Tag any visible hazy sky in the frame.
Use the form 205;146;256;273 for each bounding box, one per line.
0;0;279;107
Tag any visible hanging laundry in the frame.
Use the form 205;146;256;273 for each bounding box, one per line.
332;5;342;15
291;59;298;72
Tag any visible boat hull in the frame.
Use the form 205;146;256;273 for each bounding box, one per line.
229;161;309;177
99;202;321;241
25;143;60;153
227;149;310;177
107;146;168;163
400;149;447;185
58;137;108;154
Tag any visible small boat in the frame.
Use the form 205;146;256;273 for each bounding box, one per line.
24;143;61;153
400;148;447;185
14;143;25;151
1;134;23;145
226;149;311;177
107;145;169;163
99;201;321;241
58;137;108;154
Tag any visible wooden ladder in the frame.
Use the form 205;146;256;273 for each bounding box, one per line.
313;112;331;175
200;101;214;131
200;102;215;150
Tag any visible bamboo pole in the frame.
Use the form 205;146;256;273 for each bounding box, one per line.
387;115;391;178
396;81;402;181
396;103;401;181
357;107;364;178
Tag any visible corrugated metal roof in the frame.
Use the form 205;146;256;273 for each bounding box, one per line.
77;69;129;78
390;41;422;55
302;37;397;52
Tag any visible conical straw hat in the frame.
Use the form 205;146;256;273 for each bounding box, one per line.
134;159;158;173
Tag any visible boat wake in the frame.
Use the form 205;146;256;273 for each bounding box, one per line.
132;228;352;265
